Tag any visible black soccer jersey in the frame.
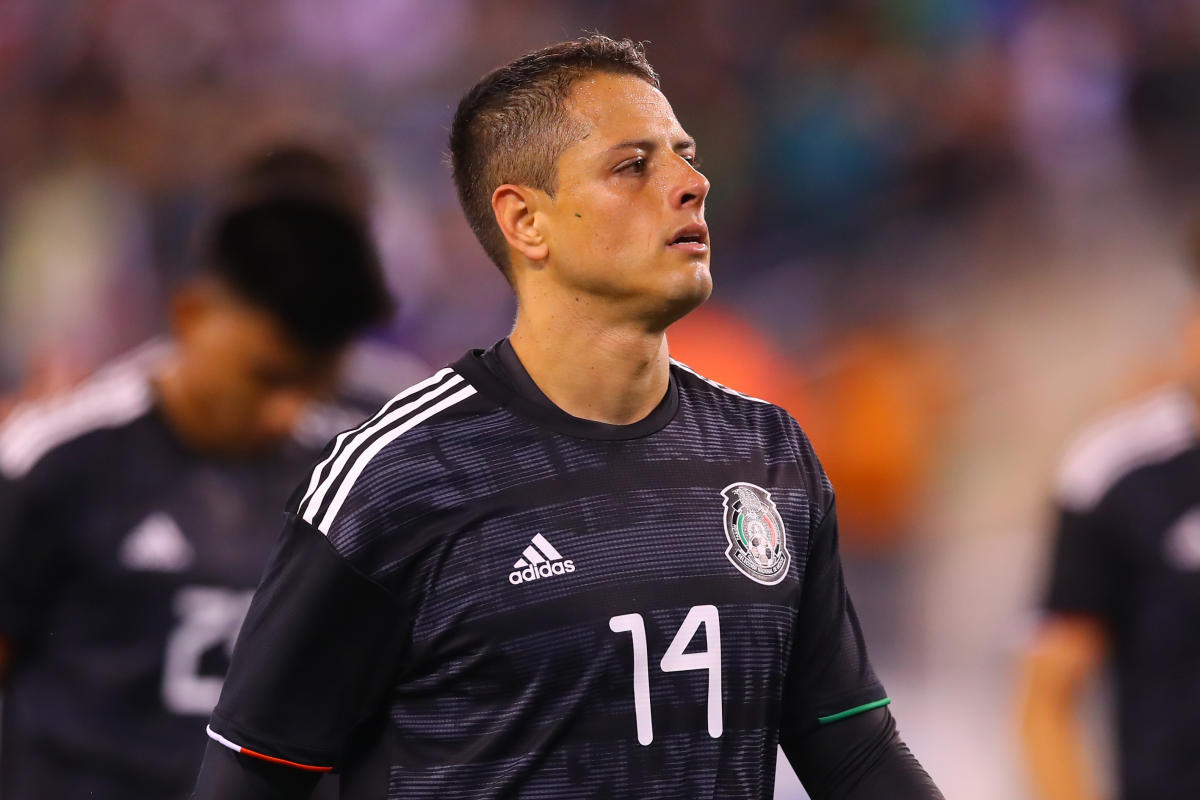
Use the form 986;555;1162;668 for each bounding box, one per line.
0;347;349;799
1046;388;1200;800
207;341;887;799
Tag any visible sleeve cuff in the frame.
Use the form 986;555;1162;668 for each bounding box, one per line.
818;696;892;725
206;715;337;773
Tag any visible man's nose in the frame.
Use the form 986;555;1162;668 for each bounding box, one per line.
671;159;710;209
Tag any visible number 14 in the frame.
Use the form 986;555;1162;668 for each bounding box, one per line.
608;604;722;746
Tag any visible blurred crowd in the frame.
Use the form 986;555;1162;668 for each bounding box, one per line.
5;1;1200;797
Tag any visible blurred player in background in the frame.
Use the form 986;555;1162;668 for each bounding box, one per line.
194;35;942;799
1019;232;1200;800
0;145;393;799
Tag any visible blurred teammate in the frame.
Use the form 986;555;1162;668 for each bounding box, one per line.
0;149;393;799
1019;261;1200;797
195;36;943;799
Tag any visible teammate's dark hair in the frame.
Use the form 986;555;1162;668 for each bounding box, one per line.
449;34;659;281
230;142;372;218
203;194;393;353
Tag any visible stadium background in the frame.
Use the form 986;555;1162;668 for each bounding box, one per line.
2;1;1200;797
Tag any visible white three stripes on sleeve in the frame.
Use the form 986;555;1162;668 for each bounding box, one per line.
0;367;152;479
297;368;476;535
312;385;476;534
297;368;454;519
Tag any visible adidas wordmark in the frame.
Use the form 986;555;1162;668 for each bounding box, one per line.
508;533;575;585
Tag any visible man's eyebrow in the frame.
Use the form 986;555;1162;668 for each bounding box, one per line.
608;139;656;153
607;137;696;153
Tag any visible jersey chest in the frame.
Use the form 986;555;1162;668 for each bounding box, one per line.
1110;454;1200;639
388;440;816;752
41;438;311;716
68;461;287;586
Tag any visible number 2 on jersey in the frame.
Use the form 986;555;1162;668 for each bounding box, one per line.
609;604;722;745
162;587;253;715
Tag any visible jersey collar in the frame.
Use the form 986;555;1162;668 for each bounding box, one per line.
452;340;679;441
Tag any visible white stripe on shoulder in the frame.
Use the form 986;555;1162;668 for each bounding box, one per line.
298;367;460;525
669;359;770;405
296;367;454;510
1056;388;1196;512
314;384;477;535
0;365;153;480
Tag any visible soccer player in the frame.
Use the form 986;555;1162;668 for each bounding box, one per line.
194;36;943;799
0;150;393;799
1019;354;1200;792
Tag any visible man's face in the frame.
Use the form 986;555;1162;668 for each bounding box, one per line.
172;287;340;453
537;72;712;326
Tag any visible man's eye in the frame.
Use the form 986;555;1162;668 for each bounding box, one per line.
684;154;703;170
620;157;647;174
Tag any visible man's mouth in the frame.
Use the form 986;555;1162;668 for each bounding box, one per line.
668;223;709;251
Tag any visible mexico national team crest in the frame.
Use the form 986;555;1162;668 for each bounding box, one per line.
721;482;790;585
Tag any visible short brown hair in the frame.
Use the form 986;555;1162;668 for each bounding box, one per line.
449;35;660;280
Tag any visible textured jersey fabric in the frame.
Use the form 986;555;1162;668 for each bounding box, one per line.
1045;388;1200;800
0;346;346;799
208;342;885;799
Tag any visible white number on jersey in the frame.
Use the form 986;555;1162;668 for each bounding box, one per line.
609;604;723;745
161;586;253;715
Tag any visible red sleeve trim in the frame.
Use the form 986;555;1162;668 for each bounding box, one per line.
206;725;334;773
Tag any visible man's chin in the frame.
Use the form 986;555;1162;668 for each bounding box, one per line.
653;270;713;328
673;261;713;303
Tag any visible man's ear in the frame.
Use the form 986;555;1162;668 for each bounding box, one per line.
492;184;549;264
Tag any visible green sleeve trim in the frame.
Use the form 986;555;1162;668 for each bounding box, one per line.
817;697;891;724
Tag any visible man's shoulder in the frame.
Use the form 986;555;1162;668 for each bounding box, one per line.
670;358;787;417
291;364;498;537
0;354;157;485
294;345;437;455
1055;387;1197;513
669;358;809;445
669;359;830;503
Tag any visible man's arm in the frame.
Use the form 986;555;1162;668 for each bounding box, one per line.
784;706;943;800
1017;615;1107;800
193;512;408;798
777;489;941;798
1016;473;1123;800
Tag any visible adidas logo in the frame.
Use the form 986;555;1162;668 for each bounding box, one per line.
119;512;195;573
508;533;575;585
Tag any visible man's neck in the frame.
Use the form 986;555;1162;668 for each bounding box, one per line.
508;304;671;426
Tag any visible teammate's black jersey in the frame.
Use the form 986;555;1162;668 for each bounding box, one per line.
0;347;353;799
1045;388;1200;800
208;341;887;799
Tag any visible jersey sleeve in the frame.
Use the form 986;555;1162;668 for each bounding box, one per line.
204;510;409;773
784;706;944;799
1042;502;1125;623
779;500;888;742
